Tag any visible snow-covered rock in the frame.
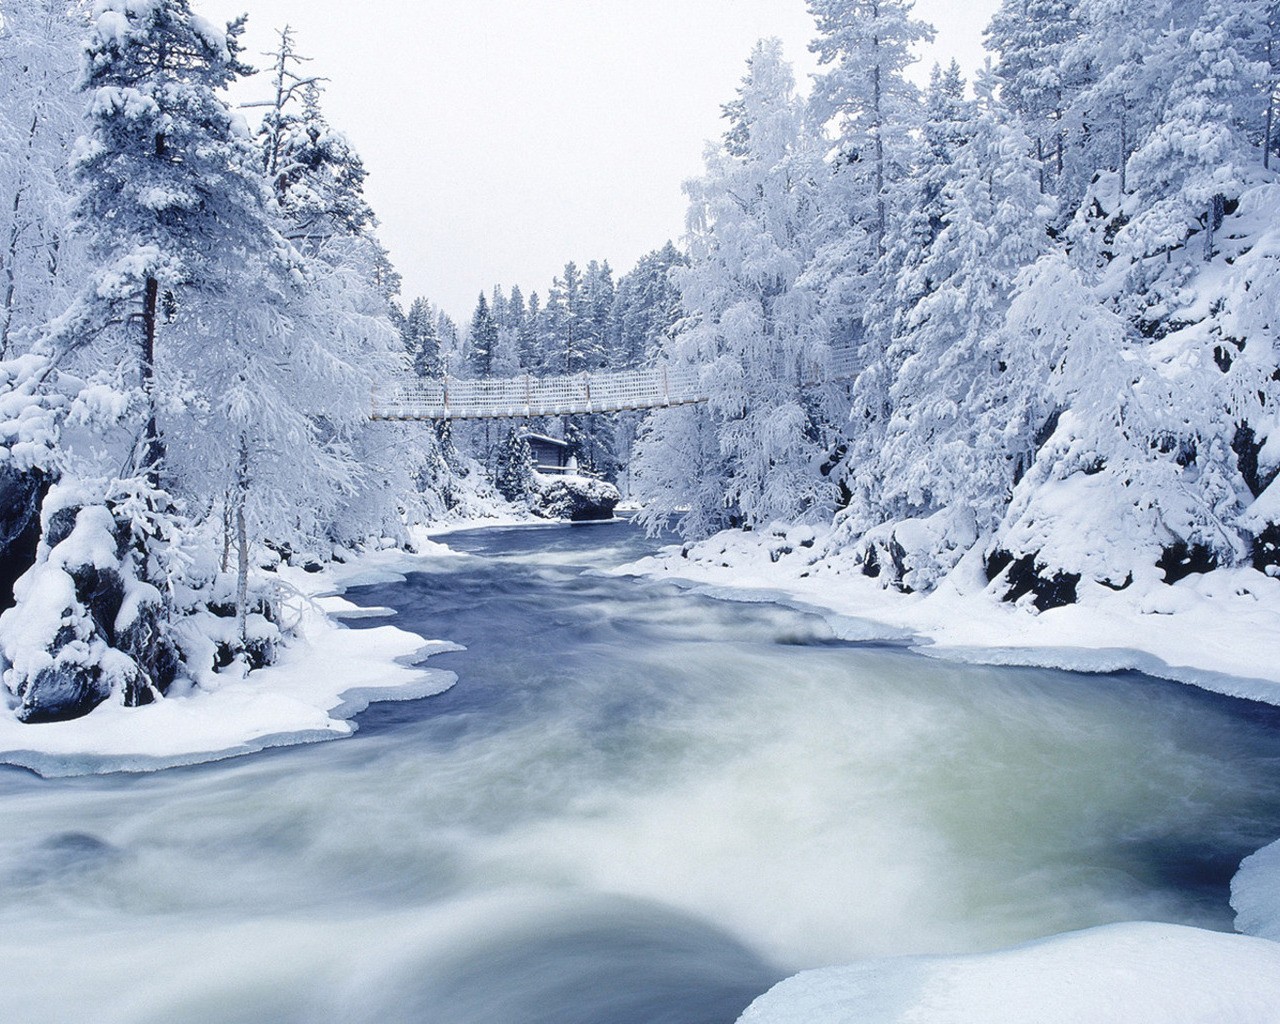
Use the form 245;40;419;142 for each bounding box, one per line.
532;472;620;522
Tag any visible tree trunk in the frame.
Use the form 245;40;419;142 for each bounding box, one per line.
1205;193;1225;263
871;61;885;259
235;438;250;648
220;492;233;574
1119;112;1128;194
1266;29;1275;171
142;274;162;484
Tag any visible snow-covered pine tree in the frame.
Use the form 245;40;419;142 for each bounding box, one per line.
636;39;837;537
1121;0;1269;265
402;296;442;377
467;292;498;379
0;0;85;357
985;0;1081;195
493;427;535;504
807;0;935;260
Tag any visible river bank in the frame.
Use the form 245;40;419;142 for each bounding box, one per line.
618;522;1280;707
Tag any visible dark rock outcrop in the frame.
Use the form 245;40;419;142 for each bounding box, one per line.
0;464;48;614
985;549;1081;612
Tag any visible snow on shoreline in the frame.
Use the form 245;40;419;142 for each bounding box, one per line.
617;524;1280;706
0;541;462;778
615;524;1280;1024
736;923;1280;1024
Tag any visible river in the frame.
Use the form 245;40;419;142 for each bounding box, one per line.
3;520;1280;1023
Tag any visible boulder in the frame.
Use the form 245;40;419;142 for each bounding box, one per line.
532;474;620;522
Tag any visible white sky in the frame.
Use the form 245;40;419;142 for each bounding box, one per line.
200;0;1000;319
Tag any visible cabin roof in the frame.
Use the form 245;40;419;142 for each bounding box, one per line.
523;432;572;450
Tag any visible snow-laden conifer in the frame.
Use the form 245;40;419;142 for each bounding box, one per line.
636;39;838;536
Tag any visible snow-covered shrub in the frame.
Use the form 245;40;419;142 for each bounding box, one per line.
845;508;978;594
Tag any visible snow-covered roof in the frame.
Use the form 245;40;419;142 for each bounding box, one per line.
522;431;571;449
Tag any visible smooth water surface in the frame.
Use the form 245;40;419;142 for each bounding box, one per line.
3;520;1280;1023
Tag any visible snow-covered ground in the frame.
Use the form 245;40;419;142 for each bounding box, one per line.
0;540;466;778
620;523;1280;705
737;922;1280;1024
616;524;1280;1024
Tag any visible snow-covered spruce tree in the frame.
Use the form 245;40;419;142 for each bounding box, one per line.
0;0;86;357
0;0;392;723
518;290;545;373
803;0;933;512
402;296;442;378
1062;0;1174;197
1120;0;1270;267
612;242;686;369
985;0;1081;196
807;0;934;262
467;292;498;378
842;61;970;538
611;242;687;494
493;427;535;504
254;58;426;546
635;39;838;537
832;68;1055;592
490;285;521;377
2;0;269;720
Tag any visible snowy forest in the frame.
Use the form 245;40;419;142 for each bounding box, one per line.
3;0;1280;725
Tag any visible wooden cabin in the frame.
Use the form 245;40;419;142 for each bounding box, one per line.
524;432;575;475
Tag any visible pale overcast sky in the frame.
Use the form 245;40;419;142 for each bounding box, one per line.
200;0;1000;319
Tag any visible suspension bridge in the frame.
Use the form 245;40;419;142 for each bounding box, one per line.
370;350;857;421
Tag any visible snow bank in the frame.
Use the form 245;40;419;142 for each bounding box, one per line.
0;547;456;777
737;923;1280;1024
620;524;1280;705
1232;839;1280;943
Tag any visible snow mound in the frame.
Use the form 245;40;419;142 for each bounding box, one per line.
1233;838;1280;943
738;922;1280;1024
0;550;455;777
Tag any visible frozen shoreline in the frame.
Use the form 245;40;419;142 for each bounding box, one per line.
615;524;1280;1024
0;539;467;778
616;524;1280;707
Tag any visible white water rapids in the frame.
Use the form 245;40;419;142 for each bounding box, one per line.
3;521;1280;1023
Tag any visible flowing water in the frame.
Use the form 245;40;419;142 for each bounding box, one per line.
4;520;1280;1023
